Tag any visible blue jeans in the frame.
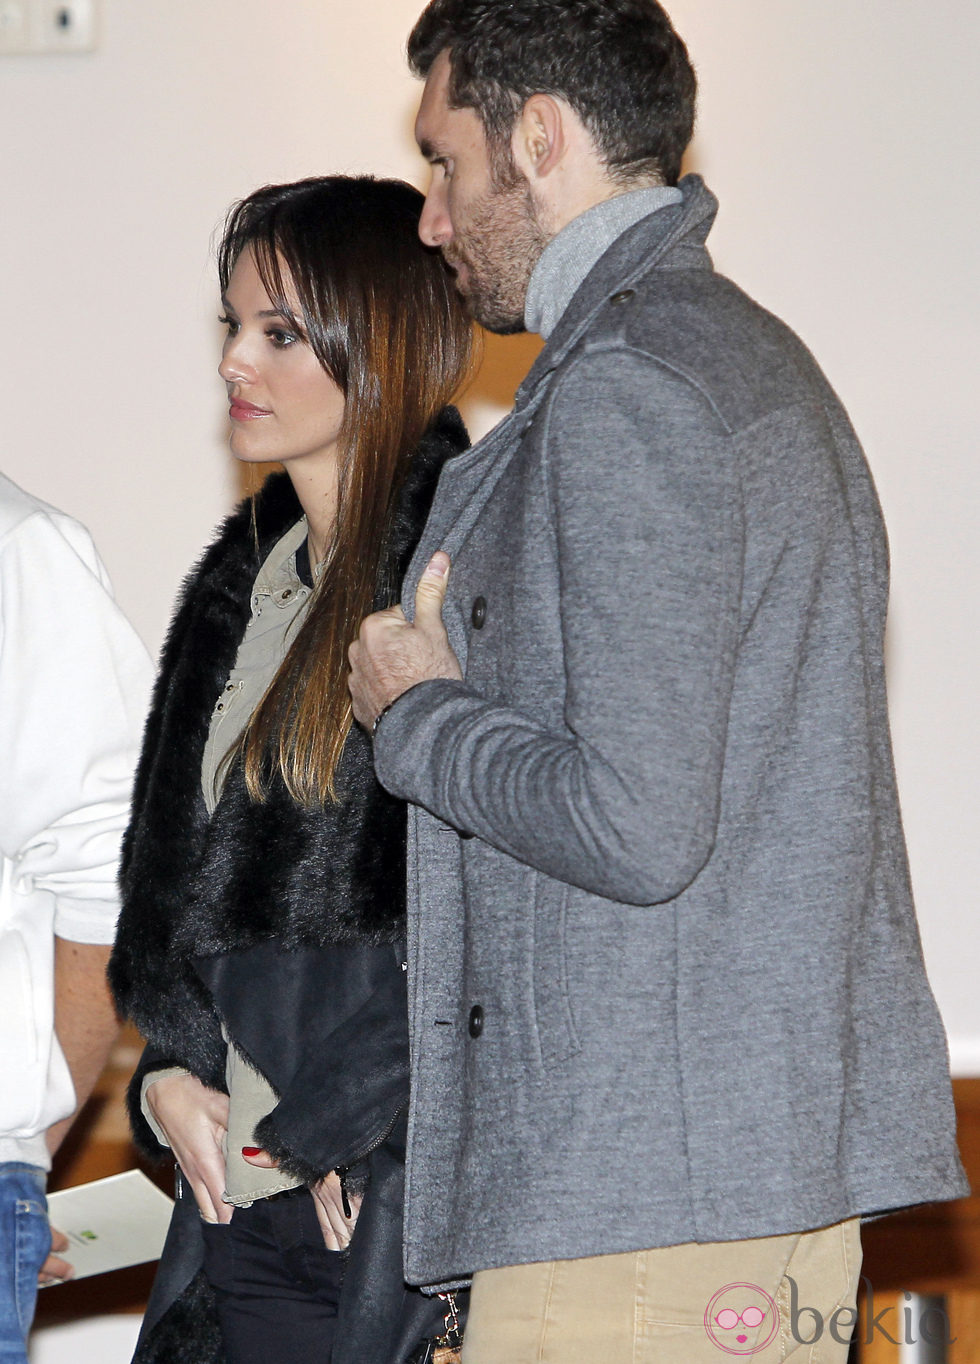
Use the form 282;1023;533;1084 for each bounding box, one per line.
0;1165;50;1363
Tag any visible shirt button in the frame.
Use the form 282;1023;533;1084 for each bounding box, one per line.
281;588;293;600
610;289;635;306
471;596;487;629
468;1005;484;1039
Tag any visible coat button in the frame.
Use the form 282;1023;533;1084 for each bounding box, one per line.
471;596;487;629
610;289;635;305
468;1005;484;1038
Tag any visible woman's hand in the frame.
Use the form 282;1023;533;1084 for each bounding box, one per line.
311;1173;362;1251
241;1149;362;1250
145;1073;231;1224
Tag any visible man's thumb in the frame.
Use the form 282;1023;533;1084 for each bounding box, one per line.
414;551;451;627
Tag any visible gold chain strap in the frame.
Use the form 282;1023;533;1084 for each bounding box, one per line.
431;1291;463;1364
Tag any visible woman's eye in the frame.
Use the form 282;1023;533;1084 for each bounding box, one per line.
218;314;240;336
267;328;298;349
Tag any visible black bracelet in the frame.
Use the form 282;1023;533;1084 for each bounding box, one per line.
371;698;397;737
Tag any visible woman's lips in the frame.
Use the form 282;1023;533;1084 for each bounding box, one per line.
229;398;271;420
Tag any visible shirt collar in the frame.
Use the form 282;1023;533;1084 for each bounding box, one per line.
251;517;309;607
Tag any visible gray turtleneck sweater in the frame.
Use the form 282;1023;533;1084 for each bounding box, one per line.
523;186;682;339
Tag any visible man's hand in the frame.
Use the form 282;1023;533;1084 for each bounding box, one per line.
241;1148;361;1251
144;1073;231;1224
348;551;462;728
38;1227;74;1285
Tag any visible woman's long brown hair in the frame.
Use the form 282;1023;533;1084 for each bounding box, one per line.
217;176;472;805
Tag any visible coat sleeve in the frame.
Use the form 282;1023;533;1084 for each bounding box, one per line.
253;981;410;1186
373;348;743;906
196;943;411;1187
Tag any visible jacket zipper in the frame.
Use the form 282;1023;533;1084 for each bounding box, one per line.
333;1102;406;1217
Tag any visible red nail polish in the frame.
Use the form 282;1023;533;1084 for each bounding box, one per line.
241;1146;262;1156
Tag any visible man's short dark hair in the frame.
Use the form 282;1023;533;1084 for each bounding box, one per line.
408;0;696;186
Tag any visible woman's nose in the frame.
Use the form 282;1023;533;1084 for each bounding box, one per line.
218;337;253;385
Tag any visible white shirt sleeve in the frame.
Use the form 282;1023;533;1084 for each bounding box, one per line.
0;506;153;944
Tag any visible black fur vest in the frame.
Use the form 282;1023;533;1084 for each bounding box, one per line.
109;408;469;1153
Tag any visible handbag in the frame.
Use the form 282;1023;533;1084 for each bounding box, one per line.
408;1291;464;1364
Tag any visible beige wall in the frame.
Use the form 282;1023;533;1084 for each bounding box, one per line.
1;0;977;1065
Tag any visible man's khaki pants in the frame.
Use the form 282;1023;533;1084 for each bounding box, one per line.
461;1218;861;1363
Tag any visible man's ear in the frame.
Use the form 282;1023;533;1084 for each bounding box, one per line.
511;93;566;181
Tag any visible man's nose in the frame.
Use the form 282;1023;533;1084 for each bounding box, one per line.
419;184;452;249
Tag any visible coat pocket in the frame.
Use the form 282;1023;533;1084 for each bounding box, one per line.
531;875;581;1067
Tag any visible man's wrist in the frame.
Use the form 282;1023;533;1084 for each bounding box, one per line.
371;692;405;737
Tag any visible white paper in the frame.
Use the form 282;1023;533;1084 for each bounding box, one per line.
44;1169;174;1282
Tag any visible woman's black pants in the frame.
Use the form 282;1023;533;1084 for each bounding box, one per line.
200;1188;344;1363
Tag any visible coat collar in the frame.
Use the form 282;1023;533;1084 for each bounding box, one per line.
398;179;719;595
515;173;718;407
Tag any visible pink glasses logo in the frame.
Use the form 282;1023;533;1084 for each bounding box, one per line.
704;1282;779;1355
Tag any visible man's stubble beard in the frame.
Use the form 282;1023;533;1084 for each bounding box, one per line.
444;157;550;335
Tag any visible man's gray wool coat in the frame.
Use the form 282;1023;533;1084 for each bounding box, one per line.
374;174;967;1286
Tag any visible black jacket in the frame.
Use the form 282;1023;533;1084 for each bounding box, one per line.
109;408;468;1364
